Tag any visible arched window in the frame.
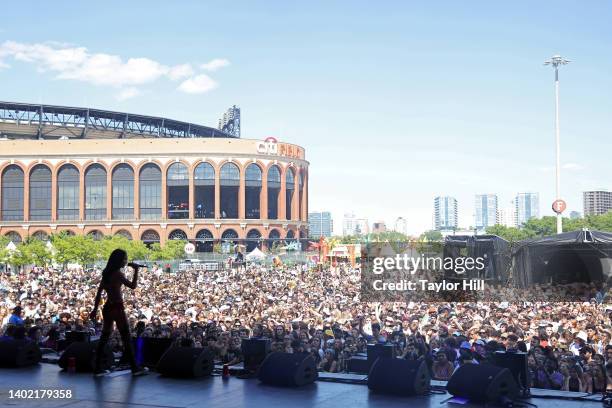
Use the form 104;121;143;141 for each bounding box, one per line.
115;229;132;240
195;229;214;252
32;231;49;241
194;162;215;219
112;164;134;220
222;229;238;240
285;168;295;220
141;229;160;247
267;229;280;250
220;163;240;219
286;230;295;240
57;164;80;220
5;231;22;244
139;164;161;220
298;170;304;220
167;163;189;219
2;165;24;221
85;164;107;220
29;165;52;220
246;228;262;252
169;229;188;240
267;165;281;220
245;164;262;219
87;230;104;241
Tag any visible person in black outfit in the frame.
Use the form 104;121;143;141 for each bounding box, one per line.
89;249;147;377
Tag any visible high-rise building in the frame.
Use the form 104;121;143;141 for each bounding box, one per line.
497;206;516;228
342;212;357;236
583;191;612;216
308;211;333;238
217;105;241;137
434;196;458;230
569;210;582;219
515;193;539;226
475;194;498;230
355;218;369;235
372;221;387;234
393;217;408;235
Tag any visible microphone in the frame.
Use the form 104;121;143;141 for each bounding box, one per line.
128;262;146;269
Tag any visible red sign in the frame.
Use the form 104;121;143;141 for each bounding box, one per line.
552;199;567;214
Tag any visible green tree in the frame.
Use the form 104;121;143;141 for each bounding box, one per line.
420;230;443;242
485;225;530;242
21;238;52;266
161;239;186;260
0;235;10;264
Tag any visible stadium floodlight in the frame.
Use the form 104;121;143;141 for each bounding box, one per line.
544;55;570;234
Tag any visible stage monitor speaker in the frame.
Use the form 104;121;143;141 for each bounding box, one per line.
133;337;174;368
0;339;42;367
347;355;369;374
447;363;519;403
157;347;214;378
366;344;393;371
493;351;530;395
242;338;271;372
257;352;318;387
367;358;430;396
58;341;112;372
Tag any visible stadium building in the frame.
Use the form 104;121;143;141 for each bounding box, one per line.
0;102;308;251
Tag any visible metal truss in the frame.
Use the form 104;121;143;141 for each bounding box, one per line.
0;102;236;139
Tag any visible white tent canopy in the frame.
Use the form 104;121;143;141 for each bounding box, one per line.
246;247;266;261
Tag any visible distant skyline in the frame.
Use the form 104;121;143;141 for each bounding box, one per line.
1;1;611;235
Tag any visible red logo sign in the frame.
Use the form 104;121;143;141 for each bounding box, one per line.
552;199;567;214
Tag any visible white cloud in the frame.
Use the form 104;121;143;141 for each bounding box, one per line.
200;58;230;71
177;74;218;94
116;87;140;101
168;63;194;81
0;40;225;97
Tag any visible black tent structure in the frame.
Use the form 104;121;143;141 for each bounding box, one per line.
511;229;612;290
443;235;511;283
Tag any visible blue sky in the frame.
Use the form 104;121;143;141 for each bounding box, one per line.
1;1;611;234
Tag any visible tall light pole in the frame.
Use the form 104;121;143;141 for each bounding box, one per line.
544;55;570;234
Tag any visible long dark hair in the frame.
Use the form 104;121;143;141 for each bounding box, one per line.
102;249;127;284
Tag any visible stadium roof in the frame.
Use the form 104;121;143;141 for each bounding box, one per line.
0;101;236;140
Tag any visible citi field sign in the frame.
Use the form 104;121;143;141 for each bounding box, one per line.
255;137;305;159
256;137;279;155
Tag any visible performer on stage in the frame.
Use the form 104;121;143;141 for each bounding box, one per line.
89;248;148;377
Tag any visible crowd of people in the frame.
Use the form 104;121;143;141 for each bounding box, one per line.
1;261;612;392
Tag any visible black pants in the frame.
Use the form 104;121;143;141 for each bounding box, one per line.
95;302;137;371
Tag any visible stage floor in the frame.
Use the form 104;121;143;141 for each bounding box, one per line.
0;363;604;408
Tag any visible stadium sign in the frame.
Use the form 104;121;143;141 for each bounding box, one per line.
184;242;196;254
256;137;279;155
552;199;567;214
256;137;305;159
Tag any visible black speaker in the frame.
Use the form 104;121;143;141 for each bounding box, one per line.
257;352;318;387
242;338;271;372
133;337;174;368
156;347;214;378
58;341;113;372
0;339;42;367
493;351;530;395
447;363;519;403
367;344;393;371
347;355;369;374
367;358;430;396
